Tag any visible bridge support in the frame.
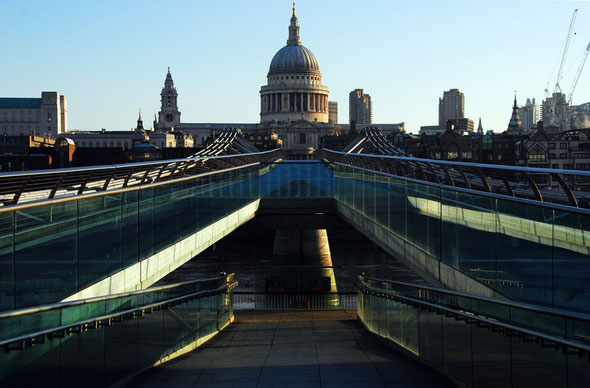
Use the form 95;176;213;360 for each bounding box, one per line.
267;229;338;306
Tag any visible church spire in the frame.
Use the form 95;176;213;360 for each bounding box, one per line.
137;109;144;130
287;2;301;45
507;92;522;131
477;117;484;134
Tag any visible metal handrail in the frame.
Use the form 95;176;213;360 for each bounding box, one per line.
0;274;233;320
357;283;590;356
0;149;278;178
0;161;262;214
329;160;590;217
361;275;590;324
1;280;238;352
322;148;590;208
324;148;590;177
0;149;282;207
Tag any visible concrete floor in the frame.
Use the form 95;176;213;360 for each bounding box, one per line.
129;310;453;388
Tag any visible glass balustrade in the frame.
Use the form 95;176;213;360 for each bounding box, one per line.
0;274;235;387
358;275;590;388
333;164;590;313
0;165;259;311
1;160;590;315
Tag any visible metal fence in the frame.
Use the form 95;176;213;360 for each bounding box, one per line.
233;292;357;311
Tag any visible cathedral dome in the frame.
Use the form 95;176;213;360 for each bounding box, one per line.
269;45;320;75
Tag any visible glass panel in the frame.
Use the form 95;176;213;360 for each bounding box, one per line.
471;321;511;388
153;183;179;253
495;199;553;305
553;210;590;312
0;212;14;312
121;191;139;268
442;189;497;285
417;309;443;368
510;336;566;388
441;317;473;386
14;201;78;308
103;318;138;386
138;188;154;261
78;194;122;289
60;328;105;388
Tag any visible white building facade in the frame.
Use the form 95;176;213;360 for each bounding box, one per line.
0;92;67;138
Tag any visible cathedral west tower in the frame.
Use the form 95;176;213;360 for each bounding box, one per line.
157;67;181;130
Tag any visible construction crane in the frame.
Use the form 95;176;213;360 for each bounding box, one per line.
543;9;578;125
554;9;578;95
567;40;590;105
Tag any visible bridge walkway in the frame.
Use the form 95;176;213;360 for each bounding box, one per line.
129;310;452;388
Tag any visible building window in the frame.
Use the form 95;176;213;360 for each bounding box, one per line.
81;141;86;147
549;153;556;159
497;154;503;161
529;153;546;161
461;152;472;159
299;133;306;144
117;142;121;147
552;164;559;169
549;143;556;149
560;143;567;149
124;142;128;148
563;164;570;170
110;142;114;147
447;151;458;159
560;153;567;159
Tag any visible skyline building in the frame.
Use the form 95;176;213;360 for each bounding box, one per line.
0;92;67;138
518;98;539;130
328;101;338;124
438;89;465;128
349;89;372;124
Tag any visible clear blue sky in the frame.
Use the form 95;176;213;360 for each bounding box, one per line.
1;0;589;133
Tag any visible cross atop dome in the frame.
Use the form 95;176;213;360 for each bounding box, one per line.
288;2;301;45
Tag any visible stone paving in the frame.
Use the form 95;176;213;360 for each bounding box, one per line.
129;310;454;388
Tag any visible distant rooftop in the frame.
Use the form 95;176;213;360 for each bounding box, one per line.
0;98;42;109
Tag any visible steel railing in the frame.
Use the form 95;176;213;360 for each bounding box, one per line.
321;148;590;208
0;149;282;206
357;274;590;387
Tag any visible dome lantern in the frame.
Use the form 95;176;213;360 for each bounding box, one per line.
287;2;301;46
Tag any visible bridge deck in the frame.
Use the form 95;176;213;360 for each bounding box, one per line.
129;310;452;388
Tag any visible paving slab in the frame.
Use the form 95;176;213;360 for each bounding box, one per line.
128;310;454;387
